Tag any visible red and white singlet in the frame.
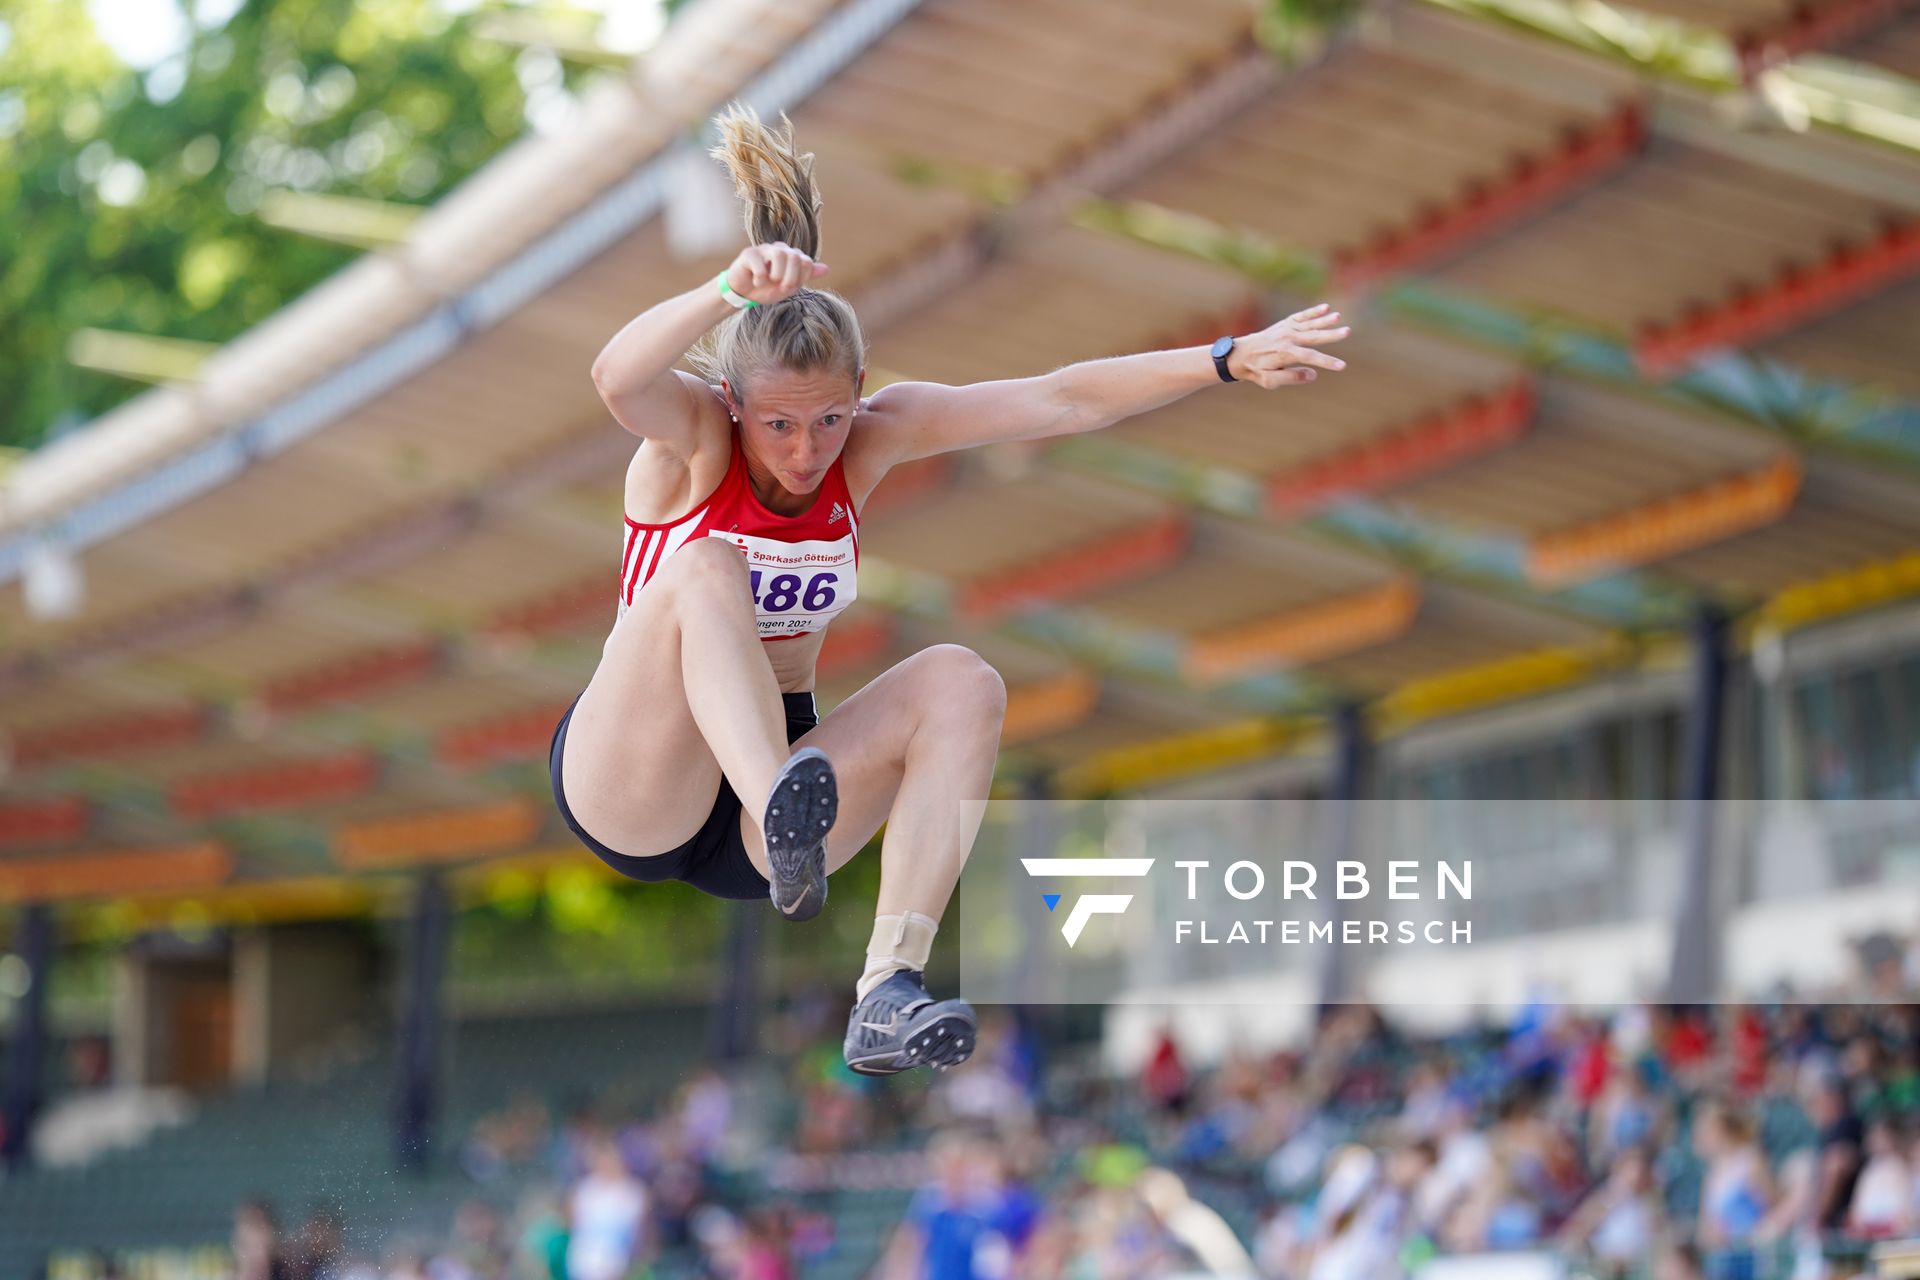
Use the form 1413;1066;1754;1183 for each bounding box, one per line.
617;429;860;640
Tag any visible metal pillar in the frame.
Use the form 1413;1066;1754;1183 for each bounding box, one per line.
1;904;53;1170
395;872;449;1174
1318;704;1368;1008
710;902;762;1063
1669;604;1729;1002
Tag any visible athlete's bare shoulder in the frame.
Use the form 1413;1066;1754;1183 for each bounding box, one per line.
842;391;907;512
622;378;733;524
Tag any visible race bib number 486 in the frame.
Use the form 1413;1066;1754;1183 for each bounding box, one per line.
710;530;858;638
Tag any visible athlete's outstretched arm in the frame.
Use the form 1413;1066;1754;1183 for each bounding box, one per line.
590;242;826;452
859;304;1349;468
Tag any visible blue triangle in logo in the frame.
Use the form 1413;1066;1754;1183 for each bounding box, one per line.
1042;893;1061;912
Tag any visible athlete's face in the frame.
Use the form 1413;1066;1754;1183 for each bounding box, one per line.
728;366;863;494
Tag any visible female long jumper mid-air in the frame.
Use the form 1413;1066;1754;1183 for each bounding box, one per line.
549;105;1351;1076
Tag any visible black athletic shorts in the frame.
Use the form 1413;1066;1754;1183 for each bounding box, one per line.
548;691;820;901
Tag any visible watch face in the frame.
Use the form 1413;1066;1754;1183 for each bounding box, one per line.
1211;336;1234;358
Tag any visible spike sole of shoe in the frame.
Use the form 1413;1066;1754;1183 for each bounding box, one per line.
765;746;836;922
847;1007;978;1077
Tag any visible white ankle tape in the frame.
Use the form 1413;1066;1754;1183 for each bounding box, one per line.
858;912;939;999
867;911;937;966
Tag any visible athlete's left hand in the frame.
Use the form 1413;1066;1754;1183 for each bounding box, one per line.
1227;304;1351;388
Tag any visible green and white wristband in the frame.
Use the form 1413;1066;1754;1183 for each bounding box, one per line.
717;271;757;310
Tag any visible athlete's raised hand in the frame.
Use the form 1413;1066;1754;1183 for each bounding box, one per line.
1227;304;1351;388
725;241;829;306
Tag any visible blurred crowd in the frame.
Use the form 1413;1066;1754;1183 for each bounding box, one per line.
191;981;1920;1280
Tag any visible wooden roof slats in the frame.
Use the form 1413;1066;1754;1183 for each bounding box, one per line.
1527;455;1802;585
173;750;380;823
1001;670;1101;745
334;797;542;870
1760;279;1920;396
1126;66;1636;268
438;700;578;771
1309;580;1604;692
1337;104;1648;292
959;513;1191;624
1266;377;1538;516
1389;379;1788;535
1637;218;1920;376
1107;323;1526;476
0;841;231;904
866;465;1173;580
1;702;209;770
1184;577;1422;683
0;796;90;849
1074;520;1400;638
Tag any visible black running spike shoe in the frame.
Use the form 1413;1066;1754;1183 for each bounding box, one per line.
764;746;836;922
842;969;977;1076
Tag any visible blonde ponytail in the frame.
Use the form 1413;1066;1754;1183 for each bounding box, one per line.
709;104;823;257
694;103;864;402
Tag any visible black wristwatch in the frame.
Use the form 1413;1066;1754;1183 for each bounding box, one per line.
1210;335;1237;383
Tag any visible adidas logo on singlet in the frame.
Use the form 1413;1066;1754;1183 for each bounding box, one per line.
829;501;847;524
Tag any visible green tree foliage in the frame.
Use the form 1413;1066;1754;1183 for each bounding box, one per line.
0;0;613;450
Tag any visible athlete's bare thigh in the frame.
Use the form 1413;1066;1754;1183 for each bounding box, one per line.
732;645;996;880
560;583;722;857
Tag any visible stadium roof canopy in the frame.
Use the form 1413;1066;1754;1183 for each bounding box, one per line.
2;0;1919;904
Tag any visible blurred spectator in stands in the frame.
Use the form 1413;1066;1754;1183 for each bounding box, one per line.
232;1199;287;1280
548;1098;601;1187
1305;1145;1396;1280
464;1092;551;1184
1658;1240;1709;1280
1757;1147;1828;1280
793;1075;868;1156
1441;1153;1540;1253
1659;1008;1717;1090
690;1204;745;1277
1846;1117;1911;1237
1806;1074;1865;1234
379;1247;426;1280
1730;1008;1771;1097
1693;1100;1772;1280
1560;1145;1662;1277
1136;1166;1260;1277
435;1200;510;1280
930;1012;1039;1134
1414;1094;1492;1232
512;1191;569;1280
1497;1093;1585;1225
1382;1139;1441;1242
739;1205;795;1280
1398;1061;1452;1141
871;1130;1033;1280
1590;1057;1664;1170
566;1137;649;1280
676;1069;733;1167
1141;1026;1189;1113
285;1207;350;1280
647;1150;709;1253
66;1036;111;1092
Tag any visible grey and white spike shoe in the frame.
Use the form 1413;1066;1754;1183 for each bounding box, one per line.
842;970;977;1076
764;746;836;922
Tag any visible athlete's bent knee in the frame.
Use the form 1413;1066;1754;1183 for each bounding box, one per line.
915;644;1007;723
654;537;752;607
